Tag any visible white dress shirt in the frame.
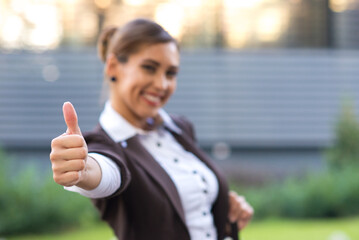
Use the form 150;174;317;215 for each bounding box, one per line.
65;101;219;240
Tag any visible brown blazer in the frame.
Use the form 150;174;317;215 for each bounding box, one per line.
84;115;235;240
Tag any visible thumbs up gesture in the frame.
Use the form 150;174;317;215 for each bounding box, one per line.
50;102;88;187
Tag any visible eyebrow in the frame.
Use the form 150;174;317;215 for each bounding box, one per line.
142;59;160;67
142;59;179;69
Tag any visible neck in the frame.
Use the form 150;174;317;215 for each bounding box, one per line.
111;102;145;129
109;99;163;131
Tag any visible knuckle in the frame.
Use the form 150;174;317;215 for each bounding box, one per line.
245;202;253;212
51;137;59;147
49;152;54;161
53;174;62;184
51;164;58;173
78;160;86;170
237;195;246;203
51;163;63;174
71;172;80;182
229;191;238;198
237;195;245;200
50;151;59;161
51;135;65;147
79;148;88;159
73;135;85;146
229;195;237;203
51;139;55;148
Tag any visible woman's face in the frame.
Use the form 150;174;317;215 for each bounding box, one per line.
109;42;179;127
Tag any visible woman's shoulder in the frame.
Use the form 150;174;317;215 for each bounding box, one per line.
169;114;196;141
83;124;121;152
170;114;190;124
83;124;110;143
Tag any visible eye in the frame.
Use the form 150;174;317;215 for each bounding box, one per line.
141;65;156;73
166;70;178;79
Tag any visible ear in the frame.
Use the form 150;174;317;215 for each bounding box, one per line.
105;53;122;79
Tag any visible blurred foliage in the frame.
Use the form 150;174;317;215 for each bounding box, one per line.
232;102;359;220
0;148;99;236
326;101;359;169
231;166;359;220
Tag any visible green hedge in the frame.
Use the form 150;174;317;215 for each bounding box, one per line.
326;101;359;169
231;101;359;220
0;149;99;236
232;166;359;220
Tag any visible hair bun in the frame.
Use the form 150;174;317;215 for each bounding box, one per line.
97;26;118;63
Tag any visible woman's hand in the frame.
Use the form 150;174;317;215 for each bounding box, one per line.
50;102;90;188
228;191;254;230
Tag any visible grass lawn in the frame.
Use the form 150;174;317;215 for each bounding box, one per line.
6;223;114;240
242;217;359;240
5;217;359;240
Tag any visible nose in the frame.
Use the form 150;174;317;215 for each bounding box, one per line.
154;74;169;90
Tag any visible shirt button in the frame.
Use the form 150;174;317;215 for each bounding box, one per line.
192;170;198;174
157;142;161;147
203;189;208;194
201;176;207;183
202;211;207;216
206;233;211;238
174;158;179;163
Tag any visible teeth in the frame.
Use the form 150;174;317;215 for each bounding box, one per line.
143;93;161;103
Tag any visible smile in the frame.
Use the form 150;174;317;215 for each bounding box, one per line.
142;92;163;106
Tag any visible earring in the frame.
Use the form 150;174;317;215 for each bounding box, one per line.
110;76;116;82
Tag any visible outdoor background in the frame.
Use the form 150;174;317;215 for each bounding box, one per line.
0;0;359;239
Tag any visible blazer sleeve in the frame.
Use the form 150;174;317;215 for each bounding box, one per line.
84;126;131;198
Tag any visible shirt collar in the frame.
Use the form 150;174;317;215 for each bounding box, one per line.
99;101;182;143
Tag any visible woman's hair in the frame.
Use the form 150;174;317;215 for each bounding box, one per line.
97;18;178;63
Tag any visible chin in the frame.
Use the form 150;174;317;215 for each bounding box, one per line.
147;110;160;118
139;107;159;119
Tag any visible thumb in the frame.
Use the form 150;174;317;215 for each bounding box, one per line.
63;102;82;135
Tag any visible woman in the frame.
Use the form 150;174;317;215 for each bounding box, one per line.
50;18;253;240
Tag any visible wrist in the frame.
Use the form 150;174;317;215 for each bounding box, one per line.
75;155;101;190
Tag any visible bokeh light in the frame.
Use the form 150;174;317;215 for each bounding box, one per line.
225;14;251;48
330;0;350;12
25;4;62;49
10;0;31;14
42;65;60;82
155;3;184;39
123;0;147;7
78;12;98;41
94;0;112;9
175;0;203;7
0;0;358;50
1;14;23;48
256;8;288;42
224;0;265;9
212;142;231;161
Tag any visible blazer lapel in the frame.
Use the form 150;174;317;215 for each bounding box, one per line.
169;129;220;177
123;135;187;226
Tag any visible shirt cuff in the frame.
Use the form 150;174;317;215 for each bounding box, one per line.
64;152;121;199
